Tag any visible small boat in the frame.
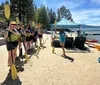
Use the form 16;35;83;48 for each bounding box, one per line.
86;39;98;43
95;44;100;50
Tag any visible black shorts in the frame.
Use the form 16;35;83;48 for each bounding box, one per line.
6;41;18;51
33;37;37;42
38;34;42;38
30;35;34;40
26;36;31;41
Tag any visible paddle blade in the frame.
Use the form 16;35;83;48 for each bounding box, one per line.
25;53;29;63
52;47;55;53
11;64;17;80
37;46;40;51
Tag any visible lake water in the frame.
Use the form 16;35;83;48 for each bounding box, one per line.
72;28;100;43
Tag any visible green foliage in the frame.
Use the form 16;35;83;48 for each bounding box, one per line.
5;1;9;4
48;8;56;24
57;6;74;22
57;8;60;22
36;6;49;29
0;2;4;13
10;0;35;24
0;17;6;21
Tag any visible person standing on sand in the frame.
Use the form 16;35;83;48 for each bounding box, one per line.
4;21;20;70
38;28;43;46
33;28;38;47
59;28;66;57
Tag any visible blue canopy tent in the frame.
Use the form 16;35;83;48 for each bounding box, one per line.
51;18;80;29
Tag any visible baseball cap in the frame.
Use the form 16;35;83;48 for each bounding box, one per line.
10;21;17;25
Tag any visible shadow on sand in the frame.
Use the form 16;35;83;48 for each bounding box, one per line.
54;53;74;62
28;46;47;59
64;55;74;62
1;72;22;85
15;59;25;72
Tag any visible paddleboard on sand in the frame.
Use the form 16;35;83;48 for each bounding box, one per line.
86;39;98;43
95;44;100;50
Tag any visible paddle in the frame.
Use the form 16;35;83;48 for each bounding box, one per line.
9;31;17;80
22;41;29;63
37;38;48;53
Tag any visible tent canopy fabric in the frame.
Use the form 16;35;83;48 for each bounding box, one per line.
51;18;80;29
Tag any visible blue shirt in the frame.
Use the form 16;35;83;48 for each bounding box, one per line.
59;32;66;43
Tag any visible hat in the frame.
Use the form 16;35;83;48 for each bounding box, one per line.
10;21;17;25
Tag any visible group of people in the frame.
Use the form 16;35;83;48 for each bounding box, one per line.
3;21;73;71
4;21;43;70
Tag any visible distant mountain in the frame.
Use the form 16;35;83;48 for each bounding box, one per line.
80;24;100;28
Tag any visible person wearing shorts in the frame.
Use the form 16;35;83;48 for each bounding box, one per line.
59;28;66;57
4;21;20;69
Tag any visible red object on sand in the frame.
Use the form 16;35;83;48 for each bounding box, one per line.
86;39;98;43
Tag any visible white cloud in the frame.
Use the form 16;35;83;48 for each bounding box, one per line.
35;0;100;26
46;0;81;11
57;1;80;9
72;9;100;25
91;0;100;4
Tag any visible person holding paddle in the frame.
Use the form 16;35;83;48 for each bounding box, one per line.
4;21;20;69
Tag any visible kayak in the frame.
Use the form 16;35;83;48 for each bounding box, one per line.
86;39;98;43
88;43;96;48
95;44;100;50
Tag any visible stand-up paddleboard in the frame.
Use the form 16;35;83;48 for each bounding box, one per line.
95;44;100;50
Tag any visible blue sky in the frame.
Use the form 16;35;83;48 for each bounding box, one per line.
1;0;100;26
34;0;100;26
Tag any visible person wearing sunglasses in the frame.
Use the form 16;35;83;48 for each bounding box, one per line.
4;21;20;70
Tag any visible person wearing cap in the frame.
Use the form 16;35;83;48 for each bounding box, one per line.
59;28;66;57
4;21;20;69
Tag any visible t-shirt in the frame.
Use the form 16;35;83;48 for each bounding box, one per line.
59;32;66;43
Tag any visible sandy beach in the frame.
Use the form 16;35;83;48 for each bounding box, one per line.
0;33;100;85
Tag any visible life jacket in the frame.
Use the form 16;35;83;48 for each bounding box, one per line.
6;30;20;42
